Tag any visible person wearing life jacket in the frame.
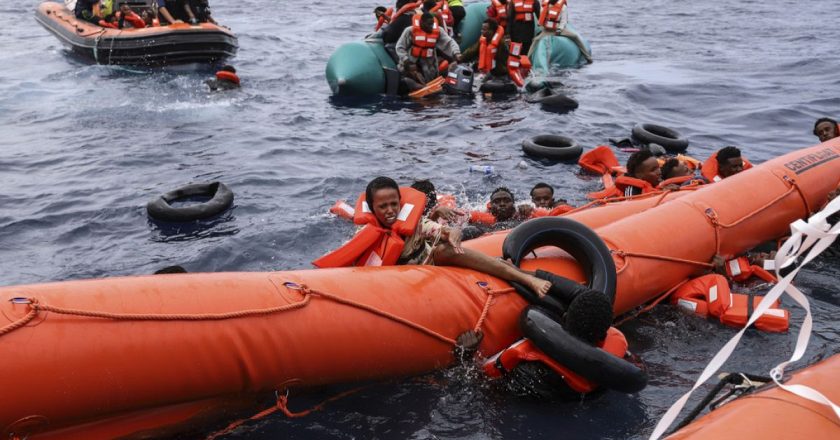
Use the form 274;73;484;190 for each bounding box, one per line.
459;18;510;80
115;2;147;29
206;65;240;91
410;179;467;224
374;6;393;31
529;182;557;209
382;0;420;45
701;146;751;183
530;0;592;64
612;150;669;197
314;177;553;295
487;0;509;29
395;12;462;93
813;117;840;143
659;158;708;188
507;0;540;56
141;8;161;27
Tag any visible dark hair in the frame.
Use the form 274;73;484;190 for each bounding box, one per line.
422;1;436;11
483;18;499;34
411;179;436;215
530;182;554;197
660;158;681;180
813;117;838;135
374;6;387;14
716;146;741;165
563;289;613;345
490;186;514;202
220;64;236;73
420;11;435;23
396;0;412;7
154;265;187;274
626;150;655;178
366;176;400;207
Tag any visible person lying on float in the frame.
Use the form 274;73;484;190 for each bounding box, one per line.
460;18;511;80
701;146;750;183
659;158;708;188
813;117;840;143
313;177;552;297
396;12;462;93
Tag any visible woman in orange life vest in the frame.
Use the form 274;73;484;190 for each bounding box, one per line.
530;0;592;64
332;177;552;295
813;117;840;143
460;18;510;79
395;12;462;93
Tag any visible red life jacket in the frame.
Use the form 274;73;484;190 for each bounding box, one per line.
391;1;420;21
700;152;754;183
374;7;393;31
120;10;146;28
483;327;628;394
329;199;355;220
657;175;706;189
548;204;574;216
490;0;508;27
469;210;497;225
99;19;119;29
478;25;505;73
724;256;777;284
507;41;529;87
512;0;535;22
216;70;240;85
670;274;789;333
538;0;566;31
614;175;658;197
313;187;427;268
410;15;441;59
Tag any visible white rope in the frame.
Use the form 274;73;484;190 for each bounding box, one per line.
649;195;840;440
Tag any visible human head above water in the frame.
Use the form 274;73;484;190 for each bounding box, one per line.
530;182;554;209
411;179;437;216
366;176;401;227
490;187;515;221
813;117;839;143
563;289;613;345
716;146;743;178
661;158;691;180
626;150;661;186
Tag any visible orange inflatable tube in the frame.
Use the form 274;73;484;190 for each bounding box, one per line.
666;354;840;440
1;141;838;438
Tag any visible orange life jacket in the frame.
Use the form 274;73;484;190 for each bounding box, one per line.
120;10;146;28
391;1;420;21
507;41;529;87
215;70;240;85
579;145;620;175
548;204;574;216
99;19;119;29
375;7;393;31
436;193;457;209
430;1;454;26
483;327;628;394
490;0;508;27
538;0;566;32
469;210;497;225
512;0;535;22
313;187;427;268
724;256;777;284
671;274;789;333
329;199;355;220
410;15;441;59
657;175;706;189
701;152;754;182
478;25;505;73
614;175;658;197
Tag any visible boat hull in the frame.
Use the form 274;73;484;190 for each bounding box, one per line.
35;2;237;67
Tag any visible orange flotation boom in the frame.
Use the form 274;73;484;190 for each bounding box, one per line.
0;141;838;438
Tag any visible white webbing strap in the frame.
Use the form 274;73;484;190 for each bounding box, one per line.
649;196;840;440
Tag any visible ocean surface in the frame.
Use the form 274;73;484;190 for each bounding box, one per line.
1;0;839;438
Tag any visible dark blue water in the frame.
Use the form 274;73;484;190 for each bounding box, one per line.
2;1;839;438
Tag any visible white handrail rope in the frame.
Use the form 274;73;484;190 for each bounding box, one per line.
649;195;840;440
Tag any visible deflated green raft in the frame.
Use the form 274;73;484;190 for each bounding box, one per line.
325;2;589;96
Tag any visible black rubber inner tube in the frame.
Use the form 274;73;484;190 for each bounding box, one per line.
522;135;582;161
520;306;648;394
631;123;689;152
146;182;234;222
525;88;579;111
479;79;518;94
502;217;617;304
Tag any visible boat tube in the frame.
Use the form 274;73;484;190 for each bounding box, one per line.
1;141;838;438
35;2;238;66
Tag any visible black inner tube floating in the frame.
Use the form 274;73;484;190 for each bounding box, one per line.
522;134;583;161
479;79;518;94
502;217;617;304
525;88;579;112
631;123;689;153
147;182;234;222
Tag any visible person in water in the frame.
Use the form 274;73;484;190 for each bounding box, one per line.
813;117;839;143
530;0;592;64
621;150;662;196
530;182;556;209
74;0;102;24
661;158;691;181
460;18;510;79
364;177;552;295
206;65;240;91
713;146;745;180
396;12;462;92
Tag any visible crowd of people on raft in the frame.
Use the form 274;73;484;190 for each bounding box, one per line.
74;0;216;29
372;0;591;93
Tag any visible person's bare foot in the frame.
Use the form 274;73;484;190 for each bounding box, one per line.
523;273;552;298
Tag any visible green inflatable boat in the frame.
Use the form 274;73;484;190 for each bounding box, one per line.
325;2;590;97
